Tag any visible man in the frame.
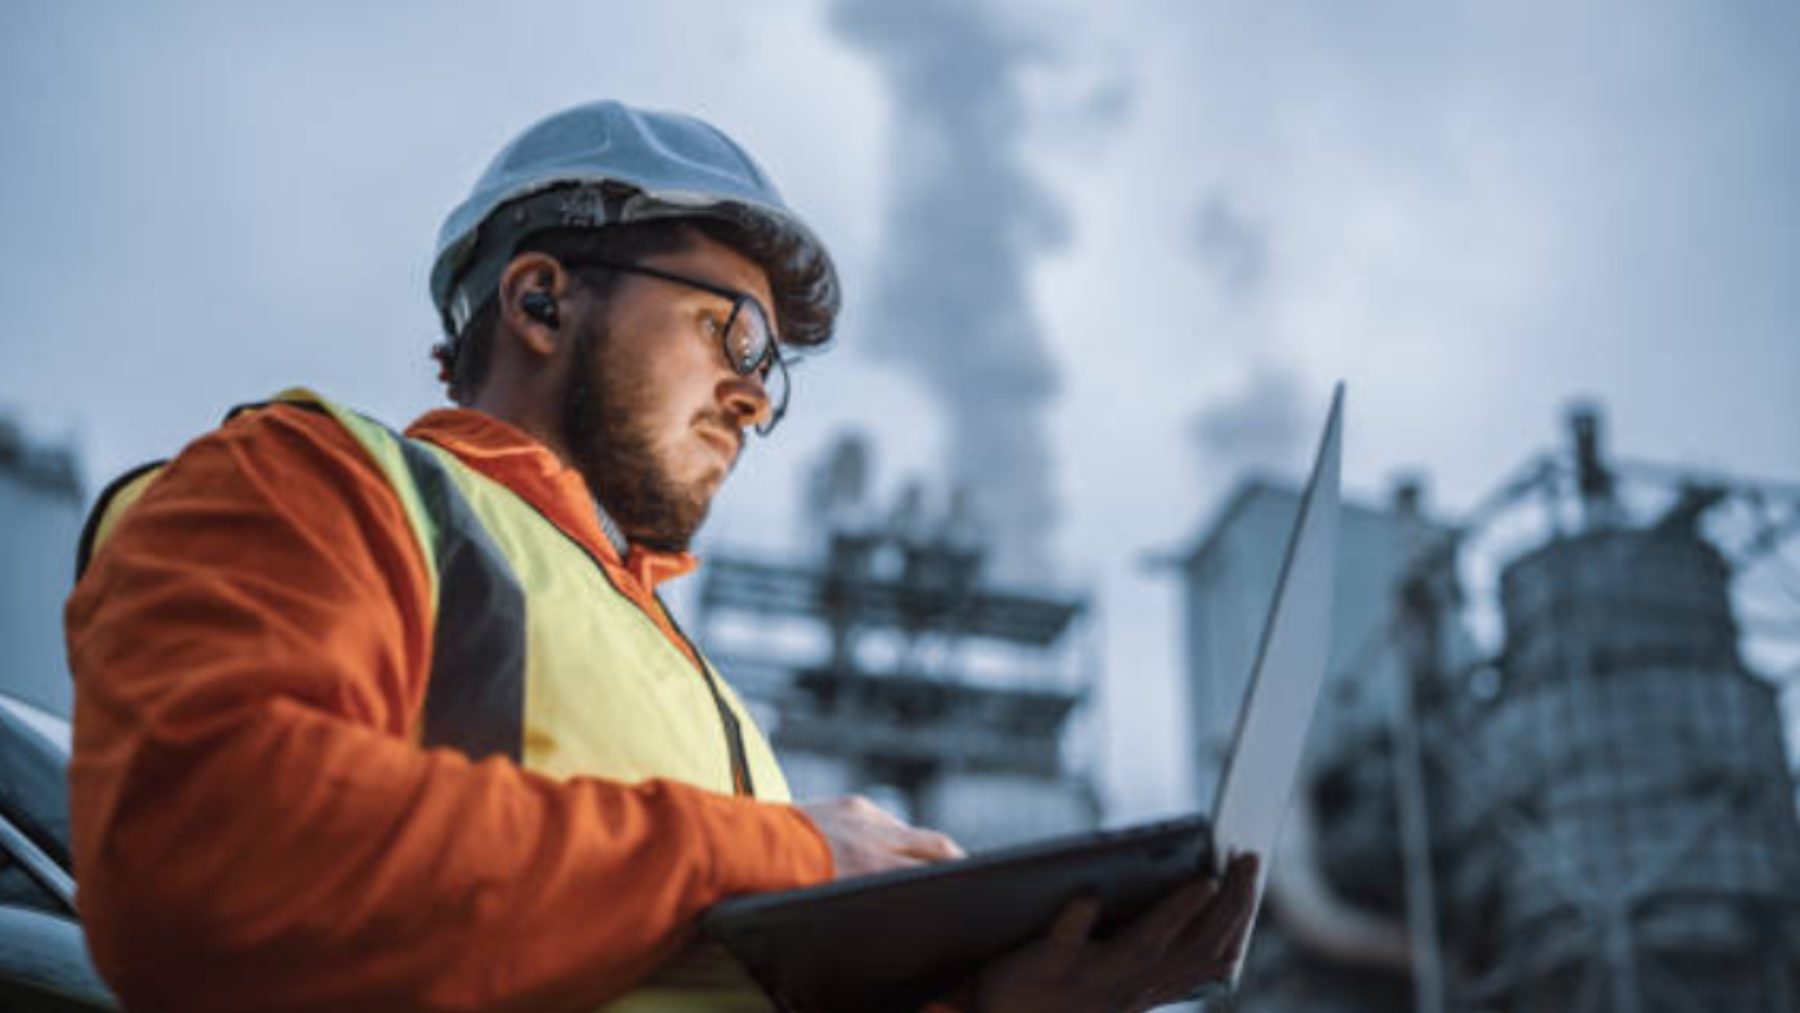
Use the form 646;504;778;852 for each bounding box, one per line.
66;100;1255;1012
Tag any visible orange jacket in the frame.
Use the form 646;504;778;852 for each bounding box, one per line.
65;403;835;1012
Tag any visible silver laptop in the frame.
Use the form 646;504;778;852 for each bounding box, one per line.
702;384;1345;1013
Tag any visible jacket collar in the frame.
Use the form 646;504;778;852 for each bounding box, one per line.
403;407;699;592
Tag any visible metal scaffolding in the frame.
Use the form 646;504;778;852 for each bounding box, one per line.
698;435;1099;850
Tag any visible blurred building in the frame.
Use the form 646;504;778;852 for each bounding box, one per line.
698;434;1099;851
1170;407;1800;1013
1172;476;1449;815
0;414;83;717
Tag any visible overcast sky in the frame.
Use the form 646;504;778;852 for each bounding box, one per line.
3;0;1796;820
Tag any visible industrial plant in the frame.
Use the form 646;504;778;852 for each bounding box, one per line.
1170;406;1800;1013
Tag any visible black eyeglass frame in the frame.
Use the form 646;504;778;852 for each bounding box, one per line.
559;257;791;435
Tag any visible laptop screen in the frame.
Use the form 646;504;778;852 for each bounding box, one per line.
1207;384;1343;971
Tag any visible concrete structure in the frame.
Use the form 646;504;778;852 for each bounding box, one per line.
1170;477;1446;812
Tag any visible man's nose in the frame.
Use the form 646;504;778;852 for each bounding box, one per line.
719;374;771;429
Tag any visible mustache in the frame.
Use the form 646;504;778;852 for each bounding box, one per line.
695;411;745;454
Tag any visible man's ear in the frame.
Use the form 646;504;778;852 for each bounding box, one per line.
496;253;571;359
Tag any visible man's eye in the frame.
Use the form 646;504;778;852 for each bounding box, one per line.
701;314;722;338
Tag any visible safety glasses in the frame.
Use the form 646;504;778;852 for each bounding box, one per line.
564;259;790;436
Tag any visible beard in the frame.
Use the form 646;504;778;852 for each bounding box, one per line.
558;317;723;554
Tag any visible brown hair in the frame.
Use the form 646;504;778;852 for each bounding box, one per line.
435;216;838;405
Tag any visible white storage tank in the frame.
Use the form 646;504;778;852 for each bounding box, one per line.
1445;525;1800;1011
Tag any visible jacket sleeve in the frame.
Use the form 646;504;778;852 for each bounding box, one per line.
65;404;833;1013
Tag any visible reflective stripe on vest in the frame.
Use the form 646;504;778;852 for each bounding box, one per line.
297;391;794;1012
291;392;531;762
78;394;533;764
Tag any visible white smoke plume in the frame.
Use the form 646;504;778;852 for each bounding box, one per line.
1193;362;1311;478
1192;192;1269;303
831;0;1070;583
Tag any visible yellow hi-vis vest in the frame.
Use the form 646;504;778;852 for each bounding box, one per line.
81;390;791;1013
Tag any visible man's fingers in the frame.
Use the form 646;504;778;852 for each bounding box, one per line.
1230;851;1261;884
840;796;964;861
1045;894;1101;960
800;796;965;877
894;826;966;862
1118;852;1258;959
848;794;907;826
1221;853;1260;928
1178;853;1261;963
1121;873;1220;957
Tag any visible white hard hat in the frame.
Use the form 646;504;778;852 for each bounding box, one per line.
430;100;840;343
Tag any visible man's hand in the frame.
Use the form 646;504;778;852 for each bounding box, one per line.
798;796;966;878
970;852;1260;1013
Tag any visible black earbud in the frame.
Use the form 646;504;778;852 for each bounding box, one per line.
521;291;560;328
